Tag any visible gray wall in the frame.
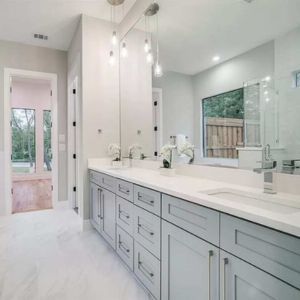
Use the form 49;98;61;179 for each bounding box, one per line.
0;40;68;213
153;71;194;144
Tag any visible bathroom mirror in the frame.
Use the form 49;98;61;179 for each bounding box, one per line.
120;0;300;174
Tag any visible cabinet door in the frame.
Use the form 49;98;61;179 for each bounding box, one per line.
101;188;116;249
220;251;300;300
90;182;101;232
162;220;219;300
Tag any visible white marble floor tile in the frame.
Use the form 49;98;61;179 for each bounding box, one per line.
0;209;151;300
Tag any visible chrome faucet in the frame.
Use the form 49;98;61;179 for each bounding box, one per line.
253;144;277;194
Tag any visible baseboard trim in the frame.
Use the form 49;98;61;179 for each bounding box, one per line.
53;200;69;209
81;219;92;231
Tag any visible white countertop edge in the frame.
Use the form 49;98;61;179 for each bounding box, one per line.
89;165;300;238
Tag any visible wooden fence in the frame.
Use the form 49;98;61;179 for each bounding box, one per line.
204;117;244;159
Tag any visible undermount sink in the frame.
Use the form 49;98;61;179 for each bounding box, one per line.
203;188;300;214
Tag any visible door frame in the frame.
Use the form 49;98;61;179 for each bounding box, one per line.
4;68;58;215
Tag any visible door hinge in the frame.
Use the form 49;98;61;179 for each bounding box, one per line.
11;188;13;195
73;121;76;127
73;154;76;159
154;126;158;132
154;151;158;157
11;154;12;160
10;120;12;127
154;101;158;106
50;122;53;128
51;185;53;191
73;186;76;192
10;86;12;93
73;89;76;95
50;90;53;96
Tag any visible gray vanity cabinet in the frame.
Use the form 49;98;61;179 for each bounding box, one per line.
90;182;101;232
101;188;116;249
220;251;300;300
161;220;219;300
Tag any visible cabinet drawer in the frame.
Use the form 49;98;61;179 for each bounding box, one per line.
134;185;161;216
162;194;220;246
90;170;102;186
134;206;161;259
134;241;161;300
116;196;134;235
116;179;134;202
116;225;134;271
220;214;300;289
99;173;117;193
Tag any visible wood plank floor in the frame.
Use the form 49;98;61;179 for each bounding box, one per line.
12;179;52;214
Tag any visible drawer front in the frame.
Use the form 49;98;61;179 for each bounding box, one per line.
99;173;117;193
134;206;161;259
134;241;161;300
116;225;134;271
134;185;161;216
116;179;134;202
162;194;220;246
116;196;134;235
90;170;102;186
220;214;300;289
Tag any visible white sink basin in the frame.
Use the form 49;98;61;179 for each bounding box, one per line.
203;188;300;214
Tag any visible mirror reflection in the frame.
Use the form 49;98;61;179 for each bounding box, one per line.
120;0;300;174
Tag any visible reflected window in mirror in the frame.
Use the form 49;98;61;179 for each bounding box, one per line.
296;71;300;88
202;89;244;160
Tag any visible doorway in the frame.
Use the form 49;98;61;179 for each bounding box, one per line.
4;69;58;215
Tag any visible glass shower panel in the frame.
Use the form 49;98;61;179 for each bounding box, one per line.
11;108;36;174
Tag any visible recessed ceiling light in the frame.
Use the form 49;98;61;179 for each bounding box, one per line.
212;56;220;62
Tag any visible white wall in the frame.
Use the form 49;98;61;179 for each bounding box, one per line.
0;40;68;215
120;28;153;157
193;41;275;150
274;26;300;161
68;15;120;221
153;71;194;145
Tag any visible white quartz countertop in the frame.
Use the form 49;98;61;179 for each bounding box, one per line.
88;163;300;238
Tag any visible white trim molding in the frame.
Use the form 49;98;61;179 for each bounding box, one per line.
3;68;59;215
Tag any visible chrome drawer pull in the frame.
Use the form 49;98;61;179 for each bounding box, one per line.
118;184;130;194
222;258;229;300
138;223;154;236
138;261;154;278
137;193;155;206
208;250;213;300
119;241;130;253
98;188;103;220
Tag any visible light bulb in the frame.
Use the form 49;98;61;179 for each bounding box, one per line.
146;50;154;65
265;97;270;102
154;62;163;77
111;31;117;46
144;39;150;53
109;50;116;66
121;42;128;58
264;90;269;95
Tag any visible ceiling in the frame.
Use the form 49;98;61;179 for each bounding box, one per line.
140;0;300;75
0;0;136;51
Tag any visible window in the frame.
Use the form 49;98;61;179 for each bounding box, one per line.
43;110;52;171
296;72;300;88
202;89;244;159
11;108;36;173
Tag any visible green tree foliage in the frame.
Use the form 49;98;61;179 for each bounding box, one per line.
203;89;244;119
43;110;52;171
11;109;35;164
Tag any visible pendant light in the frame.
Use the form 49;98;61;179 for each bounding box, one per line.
107;0;125;64
154;8;163;77
144;17;151;53
120;2;128;58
